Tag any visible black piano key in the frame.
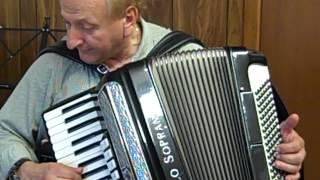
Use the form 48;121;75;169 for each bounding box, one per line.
72;130;105;146
65;107;101;124
79;155;105;167
75;141;100;156
82;165;109;179
68;117;103;134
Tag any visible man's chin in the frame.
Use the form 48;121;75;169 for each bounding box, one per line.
79;54;100;65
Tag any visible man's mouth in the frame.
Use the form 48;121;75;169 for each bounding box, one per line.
78;48;93;53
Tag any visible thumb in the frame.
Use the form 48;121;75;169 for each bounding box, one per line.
280;113;299;140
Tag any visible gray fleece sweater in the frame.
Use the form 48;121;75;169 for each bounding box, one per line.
0;18;202;178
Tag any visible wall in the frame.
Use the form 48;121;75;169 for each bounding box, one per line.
0;0;65;106
0;0;317;179
0;0;245;107
261;0;320;179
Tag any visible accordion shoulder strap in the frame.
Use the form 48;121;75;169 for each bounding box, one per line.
37;40;99;70
146;30;204;58
37;31;204;73
272;86;289;122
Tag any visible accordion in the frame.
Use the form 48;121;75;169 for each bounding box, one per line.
42;48;284;180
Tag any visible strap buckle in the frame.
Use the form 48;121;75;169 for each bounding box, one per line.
96;64;109;75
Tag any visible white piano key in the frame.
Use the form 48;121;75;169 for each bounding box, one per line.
78;152;104;166
63;151;103;168
51;121;104;144
46;101;98;129
103;148;113;162
44;93;97;121
52;126;105;152
107;159;117;171
58;145;102;165
111;171;121;180
100;138;110;149
48;110;100;137
82;158;107;174
63;161;78;168
55;134;104;159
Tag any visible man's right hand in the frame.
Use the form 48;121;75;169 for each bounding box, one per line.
17;161;83;180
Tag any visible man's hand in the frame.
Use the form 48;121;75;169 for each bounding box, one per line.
17;161;83;180
275;113;306;180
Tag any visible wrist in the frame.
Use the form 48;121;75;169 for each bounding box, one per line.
8;158;31;180
16;160;35;178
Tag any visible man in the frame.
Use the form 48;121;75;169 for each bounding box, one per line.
0;0;306;179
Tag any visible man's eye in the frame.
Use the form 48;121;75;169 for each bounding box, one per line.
80;24;93;30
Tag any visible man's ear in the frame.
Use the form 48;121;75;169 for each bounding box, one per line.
123;5;139;37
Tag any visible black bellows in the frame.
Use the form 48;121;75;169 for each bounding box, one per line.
150;48;252;179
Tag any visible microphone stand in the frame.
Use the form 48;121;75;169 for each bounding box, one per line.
0;17;65;90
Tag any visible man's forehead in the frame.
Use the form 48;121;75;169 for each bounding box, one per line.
60;0;107;12
60;0;109;19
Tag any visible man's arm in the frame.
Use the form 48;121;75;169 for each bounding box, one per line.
0;55;55;178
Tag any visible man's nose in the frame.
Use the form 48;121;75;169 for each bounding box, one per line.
67;28;83;50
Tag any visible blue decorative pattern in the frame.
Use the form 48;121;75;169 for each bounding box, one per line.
107;82;151;180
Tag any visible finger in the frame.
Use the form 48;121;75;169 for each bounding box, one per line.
274;159;301;174
75;167;84;174
48;163;82;180
277;133;304;154
285;172;301;180
281;113;300;129
280;114;299;138
56;167;82;180
276;150;306;166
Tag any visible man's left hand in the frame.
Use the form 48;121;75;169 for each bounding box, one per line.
275;113;306;180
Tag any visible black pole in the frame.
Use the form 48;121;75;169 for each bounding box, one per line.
0;17;66;69
40;17;50;51
0;83;15;90
0;17;66;91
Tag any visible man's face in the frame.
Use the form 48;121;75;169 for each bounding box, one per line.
60;0;125;65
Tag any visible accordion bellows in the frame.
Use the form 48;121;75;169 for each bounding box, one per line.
42;48;284;180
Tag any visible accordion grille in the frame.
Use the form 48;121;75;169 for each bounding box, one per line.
150;49;252;179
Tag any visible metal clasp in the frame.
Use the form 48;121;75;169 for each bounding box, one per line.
96;64;109;75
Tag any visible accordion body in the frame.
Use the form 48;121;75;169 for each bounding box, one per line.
42;48;284;180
